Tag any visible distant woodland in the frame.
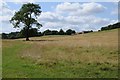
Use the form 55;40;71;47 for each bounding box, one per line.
2;22;120;39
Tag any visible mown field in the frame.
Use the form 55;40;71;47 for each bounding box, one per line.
2;29;118;78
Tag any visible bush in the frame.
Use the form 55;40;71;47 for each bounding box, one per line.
43;29;52;35
2;33;8;39
66;29;76;35
101;22;120;31
59;29;65;35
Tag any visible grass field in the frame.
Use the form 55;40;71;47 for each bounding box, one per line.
2;29;118;78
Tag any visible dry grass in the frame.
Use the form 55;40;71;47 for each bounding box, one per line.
20;29;118;66
2;29;118;78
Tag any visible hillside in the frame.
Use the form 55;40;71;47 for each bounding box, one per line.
2;29;118;78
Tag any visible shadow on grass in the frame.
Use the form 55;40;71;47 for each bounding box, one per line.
22;40;58;42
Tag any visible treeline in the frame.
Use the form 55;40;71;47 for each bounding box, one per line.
43;29;76;35
78;30;93;34
101;22;120;31
2;28;76;39
2;22;120;39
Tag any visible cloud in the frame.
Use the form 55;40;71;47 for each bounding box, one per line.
56;2;107;16
1;1;15;20
38;11;116;32
37;2;117;32
56;2;81;12
39;12;64;22
65;15;110;26
81;2;106;14
0;1;18;33
1;2;118;33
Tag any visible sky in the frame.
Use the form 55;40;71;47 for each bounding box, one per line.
0;0;119;33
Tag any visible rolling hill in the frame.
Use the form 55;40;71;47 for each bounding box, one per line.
2;28;118;78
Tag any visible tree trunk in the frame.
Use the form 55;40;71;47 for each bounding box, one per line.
26;14;31;41
26;27;29;41
26;36;29;41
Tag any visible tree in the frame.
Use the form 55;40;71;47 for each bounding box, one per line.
38;32;43;36
59;29;65;35
8;32;20;39
72;30;76;34
52;30;58;35
66;29;73;35
101;22;120;31
29;28;38;37
43;29;52;35
20;28;38;37
2;33;8;39
10;3;42;41
66;29;76;35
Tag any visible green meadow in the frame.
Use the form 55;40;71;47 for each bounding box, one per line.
2;29;118;78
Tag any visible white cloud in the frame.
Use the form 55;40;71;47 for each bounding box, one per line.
81;2;106;14
56;2;81;12
39;12;64;22
37;2;117;32
38;11;116;31
0;1;18;33
1;1;15;19
1;2;118;33
56;2;106;16
65;16;110;25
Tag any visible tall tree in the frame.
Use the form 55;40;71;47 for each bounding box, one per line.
66;29;73;35
59;29;65;35
10;3;42;41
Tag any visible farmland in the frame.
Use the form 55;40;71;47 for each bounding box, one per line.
2;29;118;78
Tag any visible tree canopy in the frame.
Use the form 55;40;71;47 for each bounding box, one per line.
101;22;120;31
10;3;42;41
